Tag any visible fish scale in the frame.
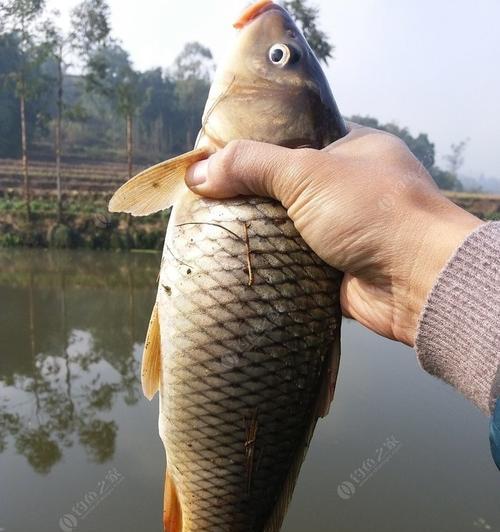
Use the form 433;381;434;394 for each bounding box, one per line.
157;191;342;531
108;3;348;529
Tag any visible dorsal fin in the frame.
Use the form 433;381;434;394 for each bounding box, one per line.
109;147;211;216
141;302;162;400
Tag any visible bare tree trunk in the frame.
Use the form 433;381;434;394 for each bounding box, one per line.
167;123;172;154
19;12;30;222
20;84;30;222
55;49;63;223
126;113;133;231
126;112;133;180
157;117;162;155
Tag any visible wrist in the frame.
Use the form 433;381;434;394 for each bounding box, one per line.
396;201;484;346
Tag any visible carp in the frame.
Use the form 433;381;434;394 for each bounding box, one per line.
109;1;347;530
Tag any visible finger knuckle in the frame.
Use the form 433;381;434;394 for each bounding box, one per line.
217;139;245;176
377;131;407;151
211;145;230;178
293;148;320;172
295;148;330;178
272;149;321;205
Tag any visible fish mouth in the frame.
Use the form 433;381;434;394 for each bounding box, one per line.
233;0;282;29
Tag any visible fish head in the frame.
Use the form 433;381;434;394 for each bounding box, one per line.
199;0;346;150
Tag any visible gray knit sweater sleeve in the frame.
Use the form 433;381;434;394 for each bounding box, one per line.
415;222;500;415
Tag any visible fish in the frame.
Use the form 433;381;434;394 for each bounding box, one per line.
109;1;348;530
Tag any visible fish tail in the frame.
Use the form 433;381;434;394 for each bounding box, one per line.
164;466;182;532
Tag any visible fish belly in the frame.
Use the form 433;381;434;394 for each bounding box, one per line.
157;189;342;531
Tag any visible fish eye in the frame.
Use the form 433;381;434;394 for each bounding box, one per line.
268;43;292;66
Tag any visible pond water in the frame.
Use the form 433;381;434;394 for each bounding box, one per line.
0;249;497;532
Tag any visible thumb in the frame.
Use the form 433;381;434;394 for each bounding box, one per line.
185;139;305;202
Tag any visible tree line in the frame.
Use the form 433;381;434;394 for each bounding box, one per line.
0;0;464;223
0;0;218;221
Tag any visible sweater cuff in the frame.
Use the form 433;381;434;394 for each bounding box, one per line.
415;222;500;415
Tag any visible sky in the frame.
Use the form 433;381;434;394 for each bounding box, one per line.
46;0;500;178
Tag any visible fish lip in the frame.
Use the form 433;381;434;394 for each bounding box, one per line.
234;2;283;29
253;2;282;18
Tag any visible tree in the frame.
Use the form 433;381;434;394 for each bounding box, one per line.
44;0;112;221
70;0;110;59
117;63;139;181
67;0;112;159
70;0;112;110
0;32;22;157
84;44;139;180
0;0;50;220
173;41;214;82
44;14;70;222
445;139;468;176
172;42;213;149
0;32;52;157
137;68;176;156
283;0;333;63
432;139;468;192
71;1;141;180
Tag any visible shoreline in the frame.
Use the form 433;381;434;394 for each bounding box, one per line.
0;195;168;250
0;192;498;250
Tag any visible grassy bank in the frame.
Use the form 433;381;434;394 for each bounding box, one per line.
0;193;168;250
1;167;499;250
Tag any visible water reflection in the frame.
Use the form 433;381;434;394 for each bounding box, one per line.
1;249;498;532
0;250;159;475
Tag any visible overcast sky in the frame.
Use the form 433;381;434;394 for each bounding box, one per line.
46;0;500;178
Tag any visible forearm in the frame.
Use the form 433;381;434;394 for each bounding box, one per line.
415;222;500;414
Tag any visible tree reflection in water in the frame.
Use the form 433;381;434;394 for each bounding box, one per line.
0;250;159;474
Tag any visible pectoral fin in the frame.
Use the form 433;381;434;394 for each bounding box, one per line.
109;147;212;216
141;302;161;400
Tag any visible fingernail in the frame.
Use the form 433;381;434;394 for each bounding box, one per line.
186;160;208;187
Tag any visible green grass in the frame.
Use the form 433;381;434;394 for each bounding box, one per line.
0;195;170;250
0;198;27;213
0;232;23;247
0;196;171;220
0;196;110;216
0;189;497;249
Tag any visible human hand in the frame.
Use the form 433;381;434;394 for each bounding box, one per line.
185;124;483;346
